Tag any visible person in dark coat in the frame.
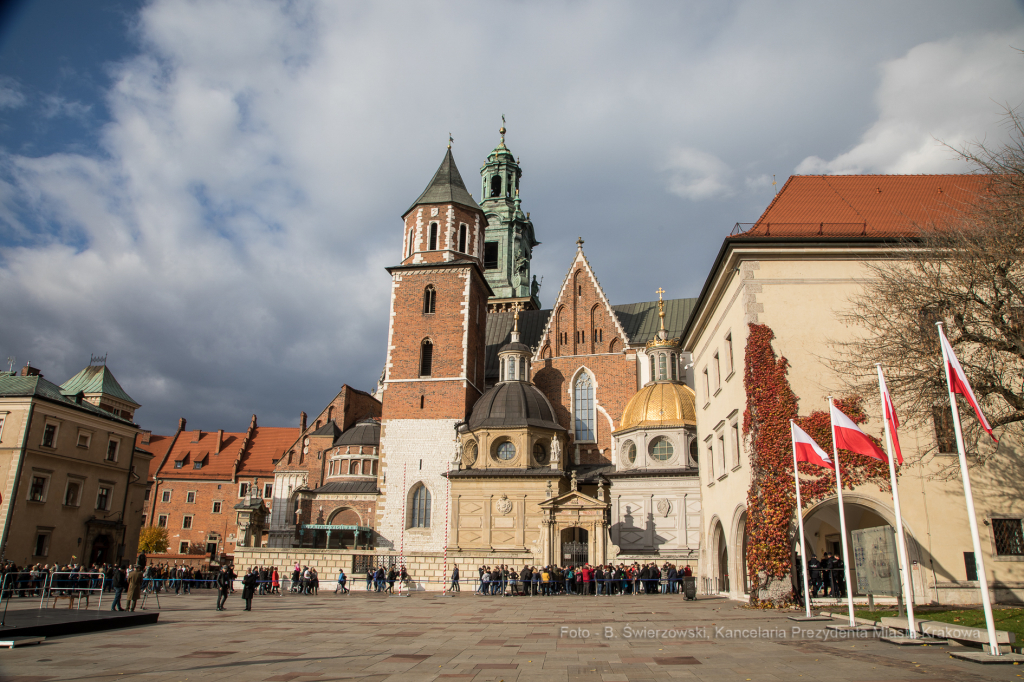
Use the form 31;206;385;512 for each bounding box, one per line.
125;565;143;611
450;564;460;592
216;566;232;610
241;568;257;611
808;554;821;597
110;566;127;611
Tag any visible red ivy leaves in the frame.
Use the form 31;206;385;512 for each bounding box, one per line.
742;324;894;606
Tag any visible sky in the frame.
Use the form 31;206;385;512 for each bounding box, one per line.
1;0;1023;436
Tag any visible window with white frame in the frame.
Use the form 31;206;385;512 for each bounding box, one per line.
705;439;715;479
238;482;249;498
157;515;168;528
77;429;92;449
263;483;273;499
28;473;50;502
41;422;58;448
410;484;431;528
182;515;193;529
63;479;82;507
186;491;196;504
106;438;119;462
161;490;171;503
0;414;5;443
179;541;189;554
732;421;741;467
725;333;734;376
713;352;721;391
716;433;726;475
96;484;113;511
34;530;51;557
573;371;595;442
702;367;710;403
212;501;222;514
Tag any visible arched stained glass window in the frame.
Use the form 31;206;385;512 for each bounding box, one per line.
671;353;677;380
574;372;595;442
497;442;516;460
519;357;525;380
411;484;431;528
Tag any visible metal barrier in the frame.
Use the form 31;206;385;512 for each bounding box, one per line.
0;571;44;625
38;571;105;611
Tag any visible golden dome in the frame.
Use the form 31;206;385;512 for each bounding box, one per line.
618;382;697;430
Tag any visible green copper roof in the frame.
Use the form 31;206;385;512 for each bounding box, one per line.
612;298;697;345
405;148;481;216
0;373;135;425
60;364;139;407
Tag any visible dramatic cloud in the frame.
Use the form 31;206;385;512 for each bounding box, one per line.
0;0;1022;434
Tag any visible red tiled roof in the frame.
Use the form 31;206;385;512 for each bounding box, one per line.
732;174;993;239
135;432;174;482
155;426;298;481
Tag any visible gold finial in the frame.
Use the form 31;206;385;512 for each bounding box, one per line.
576;236;584;249
656;288;666;331
512;302;520;333
448;132;453;149
499;115;506;146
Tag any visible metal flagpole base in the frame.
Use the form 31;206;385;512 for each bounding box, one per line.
949;651;1024;664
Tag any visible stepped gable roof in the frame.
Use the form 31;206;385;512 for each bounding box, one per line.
335;419;380;447
732;174;993;239
157;424;298;479
404;148;481;216
468;380;565;431
0;372;135;425
60;364;139;407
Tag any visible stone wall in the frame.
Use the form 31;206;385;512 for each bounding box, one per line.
235;546;536;591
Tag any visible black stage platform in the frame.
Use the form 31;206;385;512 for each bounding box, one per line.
0;608;158;638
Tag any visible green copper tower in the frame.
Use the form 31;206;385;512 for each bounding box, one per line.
479;120;541;312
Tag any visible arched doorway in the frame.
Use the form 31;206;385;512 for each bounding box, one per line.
716;523;729;594
731;509;749;595
561;527;589;566
326;508;361;549
89;534;111;565
800;495;923;599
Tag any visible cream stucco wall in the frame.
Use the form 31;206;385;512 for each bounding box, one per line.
687;244;1024;604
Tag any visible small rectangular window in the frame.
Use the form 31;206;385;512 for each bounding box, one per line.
63;480;81;506
106;439;119;462
706;442;715;478
179;541;189;554
732;422;741;467
713;352;721;390
993;518;1024;556
717;433;726;474
144;489;150;501
964;552;978;581
182;515;193;529
932;405;957;454
702;368;710;402
157;515;168;528
458;224;467;253
42;423;57;448
30;475;48;502
238;482;249;498
263;483;273;498
0;415;5;442
161;490;171;503
484;242;499;270
96;486;112;510
34;532;50;557
186;491;196;504
212;501;222;514
140;514;147;526
174;460;183;469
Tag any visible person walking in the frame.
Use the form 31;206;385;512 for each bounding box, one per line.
125;565;143;612
241;567;257;611
216;566;232;611
109;565;126;611
336;568;348;594
450;564;460;592
272;566;280;595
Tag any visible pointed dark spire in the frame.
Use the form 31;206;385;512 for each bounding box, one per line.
405;148;481;216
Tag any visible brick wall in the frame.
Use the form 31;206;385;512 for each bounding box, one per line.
150;478;245;554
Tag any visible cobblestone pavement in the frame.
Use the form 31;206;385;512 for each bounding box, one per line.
1;590;1023;682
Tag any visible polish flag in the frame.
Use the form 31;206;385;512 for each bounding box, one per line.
938;326;998;442
830;403;887;462
878;368;904;465
792;423;834;470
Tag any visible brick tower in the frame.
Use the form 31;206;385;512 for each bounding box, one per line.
376;145;492;552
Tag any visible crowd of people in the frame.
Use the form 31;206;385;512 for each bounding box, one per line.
363;565;410;593
466;562;695;596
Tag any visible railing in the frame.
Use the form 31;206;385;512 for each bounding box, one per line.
37;571;105;611
0;571;46;625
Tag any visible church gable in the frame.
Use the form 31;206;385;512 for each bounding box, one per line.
534;241;630;360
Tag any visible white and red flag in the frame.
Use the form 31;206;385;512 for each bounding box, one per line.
877;368;904;464
792;423;834;470
938;326;998;443
830;403;887;462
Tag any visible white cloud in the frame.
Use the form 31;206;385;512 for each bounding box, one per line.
40;95;91;120
664;148;734;200
0;76;25;109
797;30;1024;175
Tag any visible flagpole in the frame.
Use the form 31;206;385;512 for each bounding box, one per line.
938;323;1000;655
876;364;917;639
791;421;813;618
828;397;857;628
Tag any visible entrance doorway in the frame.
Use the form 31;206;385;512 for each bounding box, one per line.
89;534;111;565
715;522;729;593
561;527;589;566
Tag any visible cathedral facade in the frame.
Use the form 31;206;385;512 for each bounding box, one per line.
259;128;702;575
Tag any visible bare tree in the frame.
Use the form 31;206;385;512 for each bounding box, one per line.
837;109;1024;470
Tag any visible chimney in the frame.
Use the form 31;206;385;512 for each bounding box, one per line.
216;429;224;453
19;363;41;377
300;411;307;432
140;430;152;445
191;429;202;443
178;417;187;432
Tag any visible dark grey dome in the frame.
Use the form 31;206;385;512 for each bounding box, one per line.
499;341;531;353
468;382;565;431
335;419;381;447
